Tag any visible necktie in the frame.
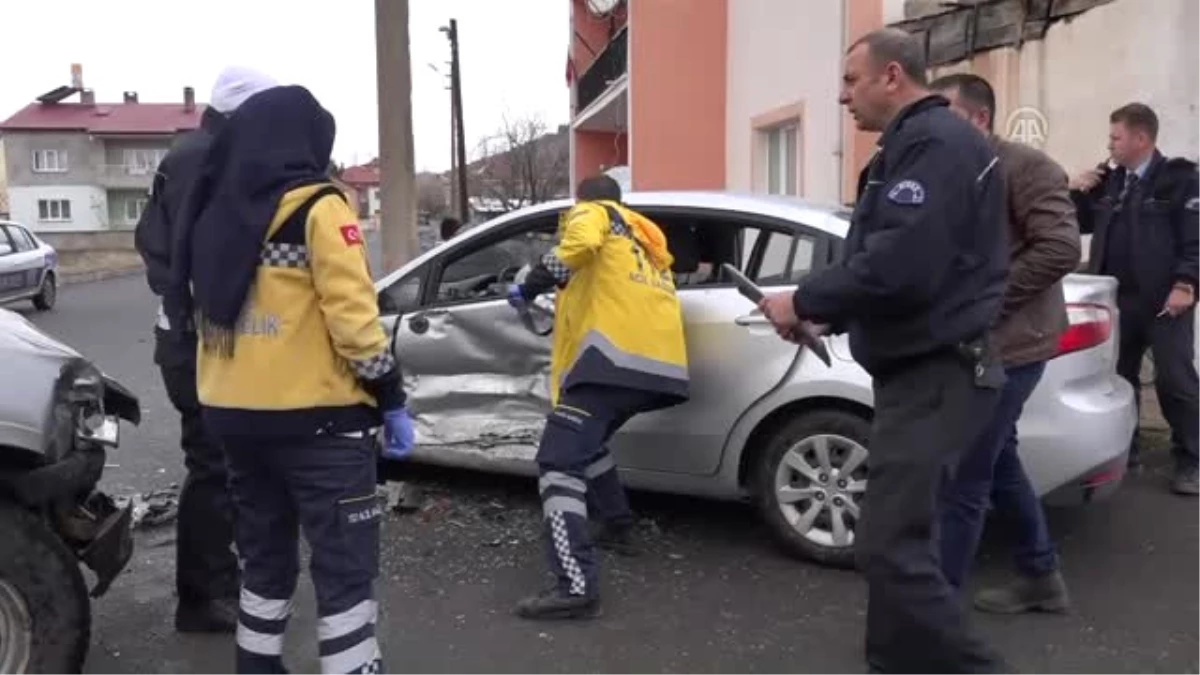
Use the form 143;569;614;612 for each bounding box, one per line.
1119;171;1138;203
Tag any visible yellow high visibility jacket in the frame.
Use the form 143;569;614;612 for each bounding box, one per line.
197;183;402;436
547;200;689;408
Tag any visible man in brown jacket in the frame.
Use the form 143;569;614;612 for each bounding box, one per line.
931;74;1082;614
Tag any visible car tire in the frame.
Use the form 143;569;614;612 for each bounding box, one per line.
0;501;91;674
753;409;871;569
32;273;56;312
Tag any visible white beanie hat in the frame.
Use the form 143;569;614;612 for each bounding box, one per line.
210;66;280;114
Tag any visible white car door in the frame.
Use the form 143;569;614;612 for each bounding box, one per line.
379;213;560;465
0;225;35;302
605;207;833;476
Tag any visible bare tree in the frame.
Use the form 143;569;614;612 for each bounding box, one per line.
471;113;569;211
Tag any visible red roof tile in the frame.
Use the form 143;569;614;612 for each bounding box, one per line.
341;163;381;186
0;102;204;135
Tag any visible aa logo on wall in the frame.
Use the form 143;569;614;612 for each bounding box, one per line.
1006;106;1050;148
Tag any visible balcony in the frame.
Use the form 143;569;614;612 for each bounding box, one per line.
576;26;627;114
98;164;156;191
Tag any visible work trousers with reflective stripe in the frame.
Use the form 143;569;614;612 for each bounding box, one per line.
223;432;383;675
536;384;657;598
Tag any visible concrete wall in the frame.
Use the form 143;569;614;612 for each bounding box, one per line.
928;0;1199;172
725;0;845;203
7;185;109;231
2;131;104;187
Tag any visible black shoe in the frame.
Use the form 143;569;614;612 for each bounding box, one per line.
1172;466;1199;495
176;597;238;633
594;521;639;557
974;570;1070;614
514;591;601;621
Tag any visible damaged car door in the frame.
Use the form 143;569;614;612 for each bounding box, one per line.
379;213;560;469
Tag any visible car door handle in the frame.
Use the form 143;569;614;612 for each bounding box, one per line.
734;313;772;327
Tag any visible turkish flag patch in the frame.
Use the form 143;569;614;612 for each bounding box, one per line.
340;224;363;246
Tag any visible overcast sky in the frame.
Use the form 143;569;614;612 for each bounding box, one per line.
0;0;570;173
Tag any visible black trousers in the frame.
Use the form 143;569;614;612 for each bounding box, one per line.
224;433;384;675
1116;303;1199;469
536;384;654;598
155;328;240;605
858;352;1007;673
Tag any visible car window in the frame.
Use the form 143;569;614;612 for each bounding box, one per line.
379;272;423;316
10;226;36;252
433;218;558;305
756;231;816;285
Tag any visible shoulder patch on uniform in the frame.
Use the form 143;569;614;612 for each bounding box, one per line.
340;223;363;246
1186;197;1199;212
886;179;926;206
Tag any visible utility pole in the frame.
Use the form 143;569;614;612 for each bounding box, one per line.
449;79;457;218
375;0;419;272
443;19;470;224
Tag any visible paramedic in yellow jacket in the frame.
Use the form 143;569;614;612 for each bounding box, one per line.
173;85;411;674
507;174;689;620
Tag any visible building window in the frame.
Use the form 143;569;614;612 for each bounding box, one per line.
124;148;168;175
32;150;68;173
37;199;72;222
125;197;148;223
765;125;799;196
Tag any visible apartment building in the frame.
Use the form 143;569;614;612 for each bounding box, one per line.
0;84;203;232
567;0;1197;205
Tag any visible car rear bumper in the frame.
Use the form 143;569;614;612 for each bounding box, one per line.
1019;367;1138;506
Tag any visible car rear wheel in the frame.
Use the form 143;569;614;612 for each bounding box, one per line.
32;273;56;312
0;502;91;673
753;409;871;568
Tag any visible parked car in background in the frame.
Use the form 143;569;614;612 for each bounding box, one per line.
373;191;1138;568
0;221;58;311
0;308;139;673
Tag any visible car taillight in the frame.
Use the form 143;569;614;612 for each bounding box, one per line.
1056;303;1112;357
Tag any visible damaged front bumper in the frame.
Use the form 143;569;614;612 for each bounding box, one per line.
57;491;134;597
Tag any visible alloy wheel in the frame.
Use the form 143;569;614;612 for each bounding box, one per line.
773;434;869;548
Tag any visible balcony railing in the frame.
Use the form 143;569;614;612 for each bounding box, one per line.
576;26;628;113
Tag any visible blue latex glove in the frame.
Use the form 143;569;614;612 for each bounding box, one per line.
381;406;415;460
507;284;527;310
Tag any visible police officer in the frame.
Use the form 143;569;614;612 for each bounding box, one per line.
174;85;414;674
133;65;278;633
1069;103;1199;494
760;29;1010;672
507;175;689;620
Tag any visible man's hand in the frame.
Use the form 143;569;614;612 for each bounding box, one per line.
381;406;416;461
780;320;831;345
759;292;801;340
1069;168;1103;192
1161;283;1196;318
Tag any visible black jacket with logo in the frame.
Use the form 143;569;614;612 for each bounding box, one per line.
1071;150;1199;313
134;107;226;330
794;95;1010;377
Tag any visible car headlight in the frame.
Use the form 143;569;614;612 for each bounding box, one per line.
68;365;104;406
66;364;120;447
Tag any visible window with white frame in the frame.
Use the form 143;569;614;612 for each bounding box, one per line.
765;124;799;196
37;199;72;222
124;148;168;175
32;149;68;173
125;197;148;223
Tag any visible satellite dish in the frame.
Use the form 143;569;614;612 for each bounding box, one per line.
586;0;621;16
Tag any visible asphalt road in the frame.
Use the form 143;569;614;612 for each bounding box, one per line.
15;275;1200;674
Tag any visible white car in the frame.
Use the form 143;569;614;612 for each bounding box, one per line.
0;221;58;312
374;191;1138;567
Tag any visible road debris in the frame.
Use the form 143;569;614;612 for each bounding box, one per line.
115;483;180;529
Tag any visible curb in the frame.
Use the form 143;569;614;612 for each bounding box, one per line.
59;267;144;286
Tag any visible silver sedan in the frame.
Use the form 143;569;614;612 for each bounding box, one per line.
0;221;58;312
374;191;1137;567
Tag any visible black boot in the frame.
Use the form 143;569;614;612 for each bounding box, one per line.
593;520;639;557
176;596;239;633
974;570;1070;614
514;590;601;621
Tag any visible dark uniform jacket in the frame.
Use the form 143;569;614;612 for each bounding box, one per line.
990;137;1081;366
1071;150;1199;313
795;95;1009;377
135;107;226;331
